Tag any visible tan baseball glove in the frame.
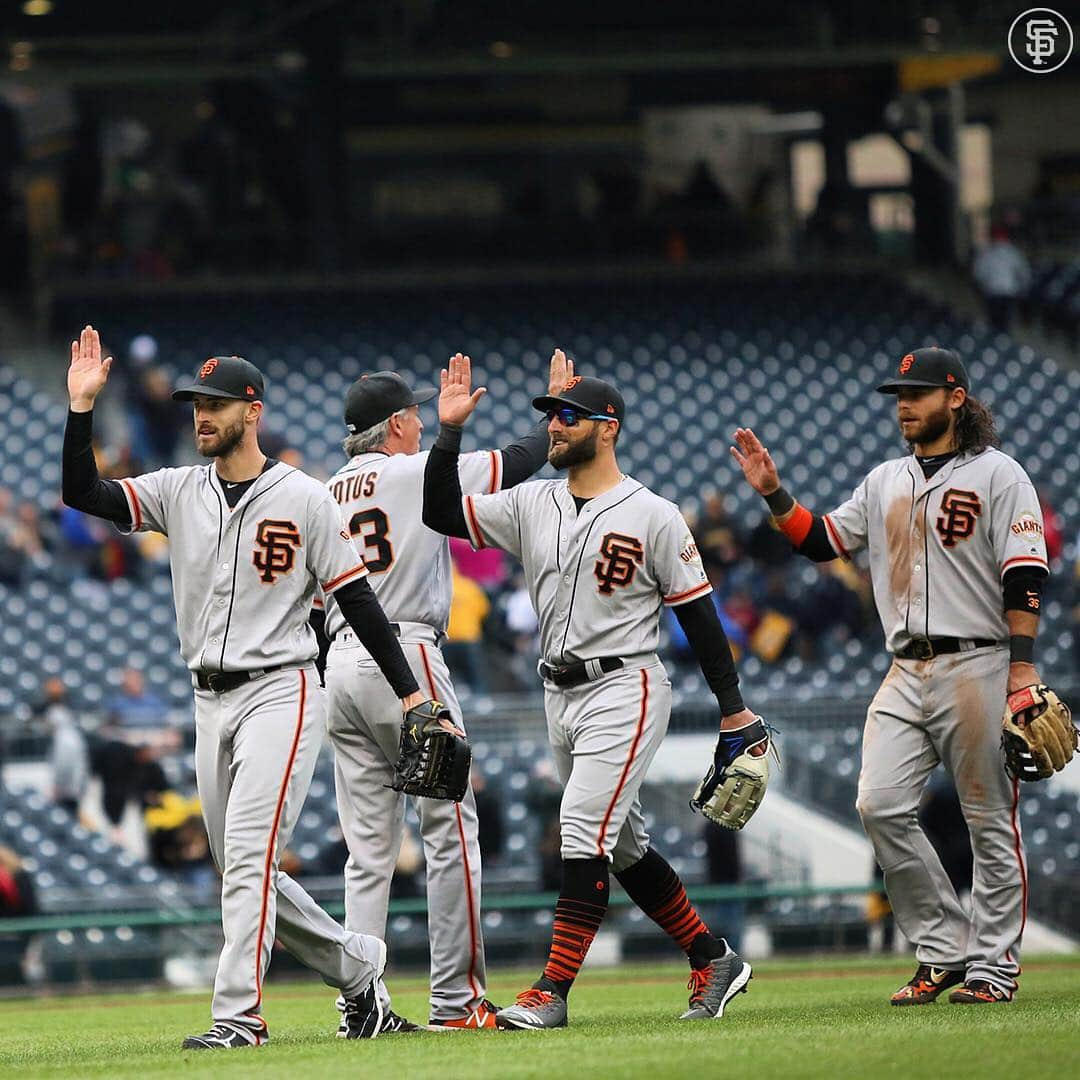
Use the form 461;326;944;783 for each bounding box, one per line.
690;717;774;830
1001;684;1077;782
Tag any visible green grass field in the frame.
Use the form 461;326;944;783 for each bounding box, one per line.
1;955;1078;1079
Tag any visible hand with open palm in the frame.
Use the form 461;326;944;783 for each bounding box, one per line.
67;325;113;413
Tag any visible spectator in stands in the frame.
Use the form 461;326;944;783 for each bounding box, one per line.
17;502;58;576
133;366;187;468
444;565;490;694
105;667;165;730
0;845;38;983
35;678;89;817
1038;488;1064;573
795;562;867;660
703;824;744;954
920;773;973;899
691;491;745;584
972;225;1031;333
667;592;748;663
527;760;565;892
471;770;505;864
722;587;760;643
745;513;794;571
749;568;802;663
145;792;216;904
450;535;507;591
503;570;540;688
90;739;168;843
0;488;45;586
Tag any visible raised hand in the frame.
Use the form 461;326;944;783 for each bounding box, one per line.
548;347;574;396
438;352;486;427
730;427;780;496
67;325;113;413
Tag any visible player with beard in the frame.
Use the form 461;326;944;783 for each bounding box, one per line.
63;338;429;1047
732;346;1051;1006
422;357;766;1028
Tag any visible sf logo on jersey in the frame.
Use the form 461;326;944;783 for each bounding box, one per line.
253;519;302;583
595;532;644;594
936;489;982;548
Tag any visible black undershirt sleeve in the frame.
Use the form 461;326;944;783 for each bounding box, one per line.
498;420;549;488
672;594;745;716
795;518;837;562
762;485;836;562
62;409;131;524
422;425;470;538
332;577;420;698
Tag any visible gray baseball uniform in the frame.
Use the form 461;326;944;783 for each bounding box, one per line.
463;476;710;869
117;463;384;1040
318;447;501;1023
824;448;1048;995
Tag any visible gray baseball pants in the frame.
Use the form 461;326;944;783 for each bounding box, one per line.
856;646;1026;996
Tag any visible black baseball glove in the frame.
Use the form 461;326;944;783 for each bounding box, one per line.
390;699;472;802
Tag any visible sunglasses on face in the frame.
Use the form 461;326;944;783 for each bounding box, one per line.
545;407;614;427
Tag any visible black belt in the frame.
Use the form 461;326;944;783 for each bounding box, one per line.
539;657;624;688
195;665;282;693
895;637;998;661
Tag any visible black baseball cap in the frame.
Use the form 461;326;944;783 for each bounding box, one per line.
877;347;970;394
173;356;265;402
344;372;437;434
532;376;625;423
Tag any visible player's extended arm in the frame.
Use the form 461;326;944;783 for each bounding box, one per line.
730;427;835;561
422;353;484;538
333;577;421;701
496;348;575;487
672;595;749;721
62;326;130;524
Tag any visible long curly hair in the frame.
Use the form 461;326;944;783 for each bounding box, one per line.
953;393;1000;454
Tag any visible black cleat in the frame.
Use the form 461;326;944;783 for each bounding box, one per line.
339;981;384;1039
890;964;965;1005
380;1009;421;1033
181;1023;262;1050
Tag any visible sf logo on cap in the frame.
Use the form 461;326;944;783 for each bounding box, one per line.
200;358;219;379
563;375;583;391
899;354;915;374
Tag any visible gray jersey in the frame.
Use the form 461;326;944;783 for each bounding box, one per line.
824;448;1048;652
463;475;710;664
117;462;367;671
320;449;503;639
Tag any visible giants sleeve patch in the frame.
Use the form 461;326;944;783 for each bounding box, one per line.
1009;513;1043;539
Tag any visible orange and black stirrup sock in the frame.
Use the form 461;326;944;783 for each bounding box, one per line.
615;847;723;969
540;857;609;999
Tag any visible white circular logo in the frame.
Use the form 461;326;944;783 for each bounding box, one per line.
1009;8;1074;73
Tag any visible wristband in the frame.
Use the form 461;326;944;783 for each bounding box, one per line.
763;486;795;517
1009;635;1035;664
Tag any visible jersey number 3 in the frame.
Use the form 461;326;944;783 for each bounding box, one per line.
349;508;394;573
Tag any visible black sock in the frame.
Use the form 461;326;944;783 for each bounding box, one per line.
615;847;723;968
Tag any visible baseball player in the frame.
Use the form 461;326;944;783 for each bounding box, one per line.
422;356;770;1028
62;327;431;1048
732;346;1051;1005
314;352;562;1030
